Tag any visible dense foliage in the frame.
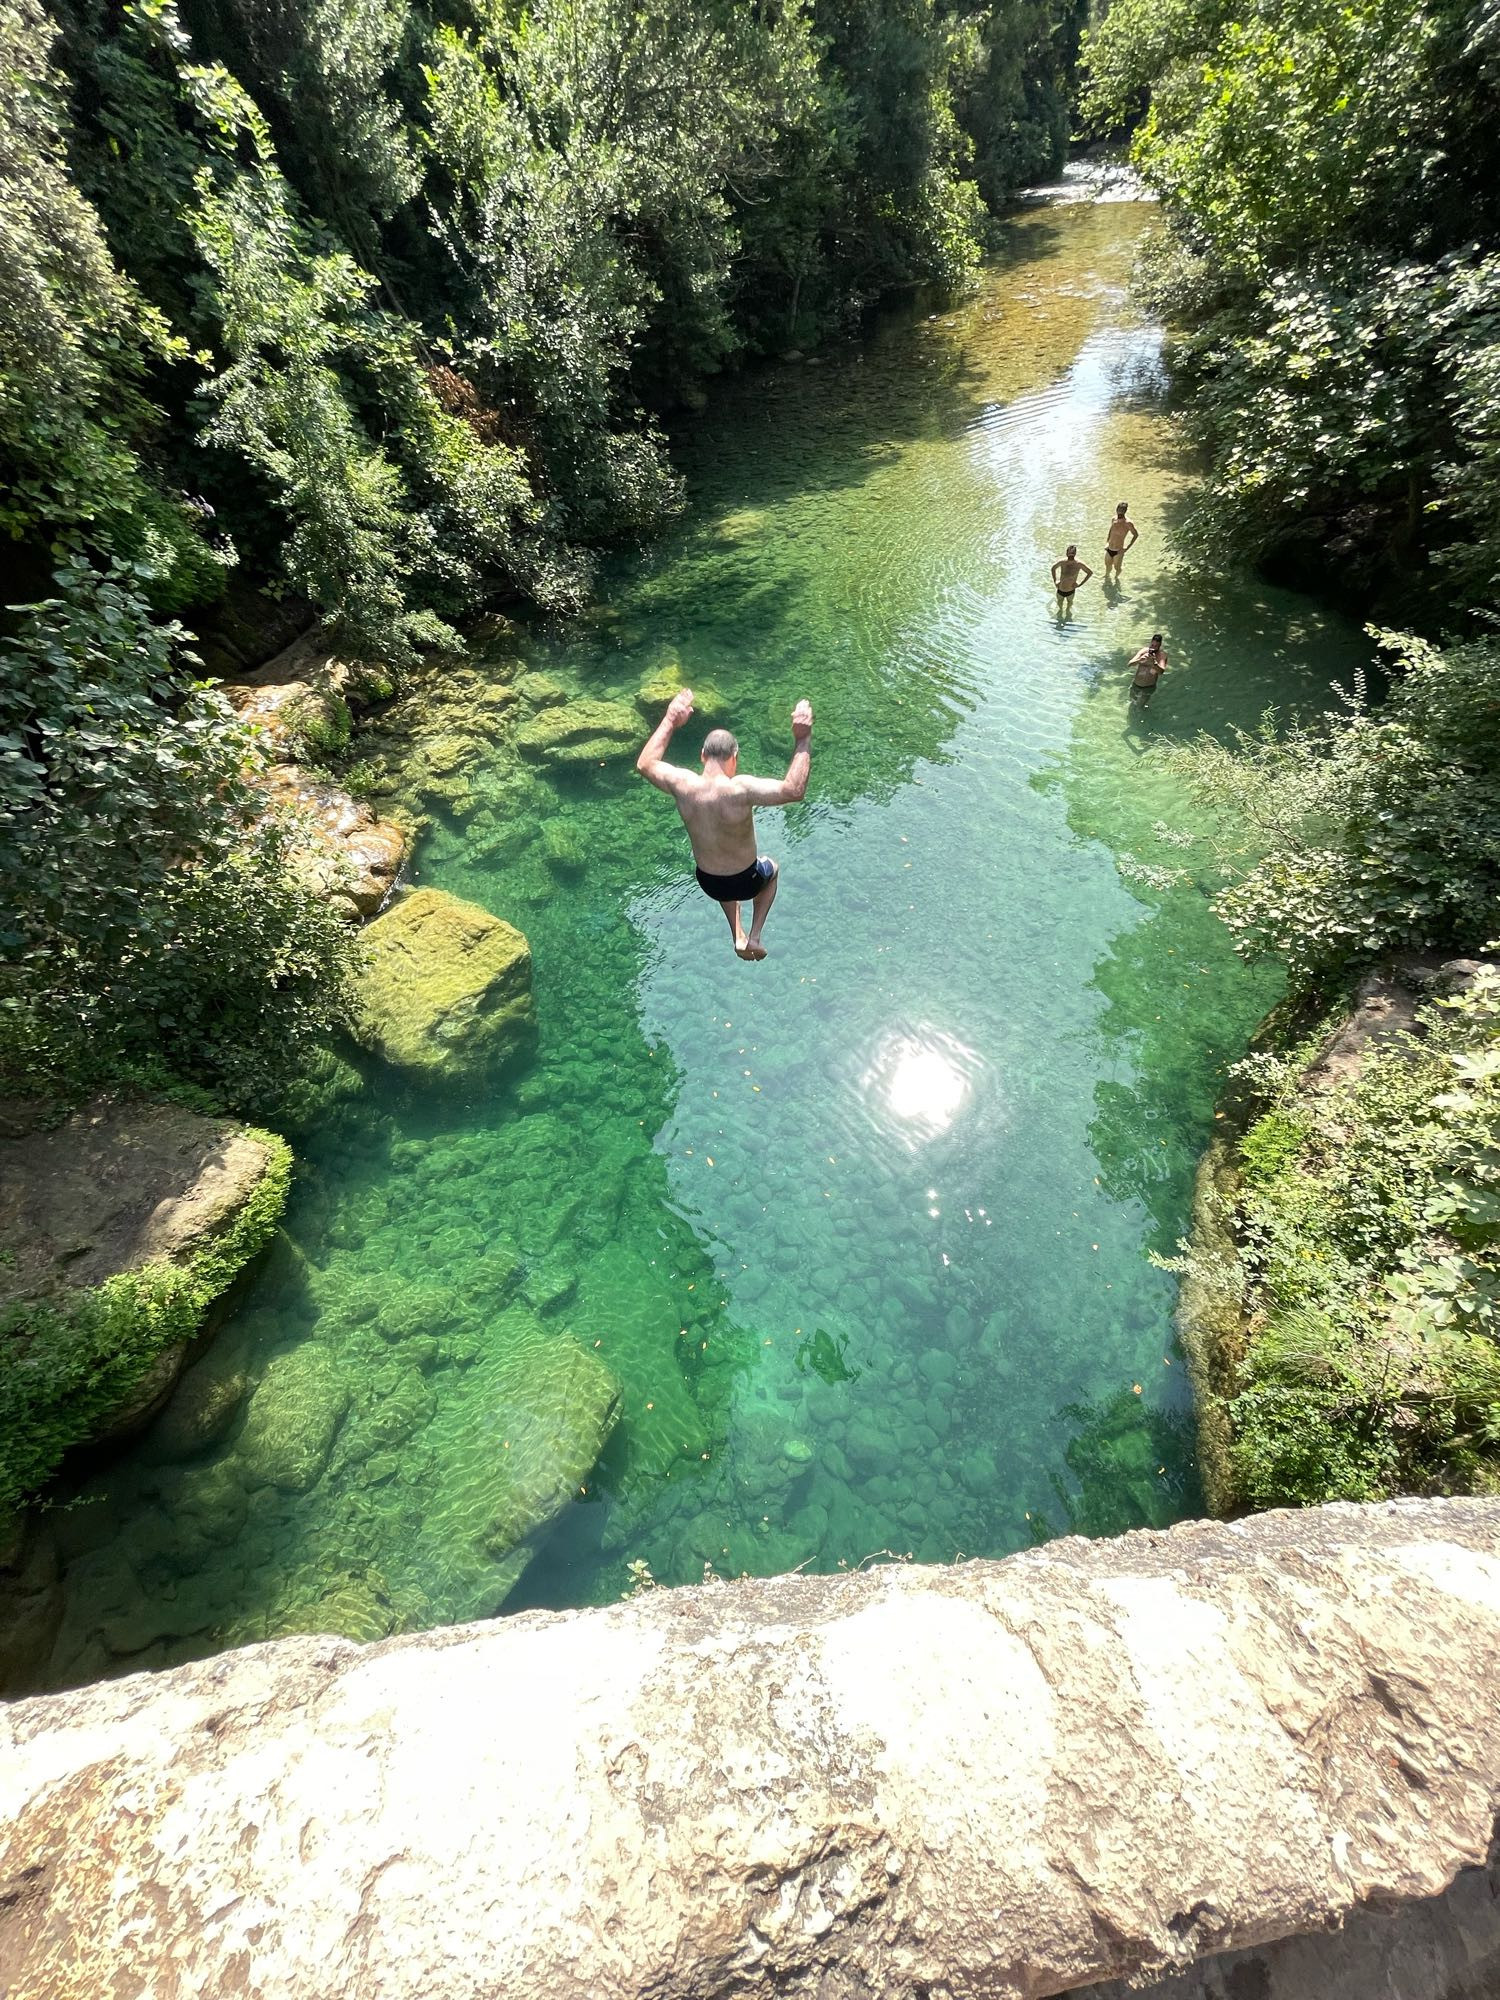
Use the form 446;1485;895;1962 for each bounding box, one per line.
6;0;1081;654
1083;0;1500;599
1174;630;1500;990
0;557;356;1108
1221;974;1500;1505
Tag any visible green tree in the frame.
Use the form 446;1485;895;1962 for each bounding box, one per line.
1083;0;1500;591
0;0;224;607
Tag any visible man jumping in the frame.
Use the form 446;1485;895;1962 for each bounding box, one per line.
637;690;813;960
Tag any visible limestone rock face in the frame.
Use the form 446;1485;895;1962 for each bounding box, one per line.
3;1500;1499;2000
264;766;406;917
513;697;642;765
352;887;534;1079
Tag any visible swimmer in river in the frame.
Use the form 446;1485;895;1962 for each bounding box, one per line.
636;690;813;961
1104;501;1139;577
1051;544;1092;618
1128;633;1168;706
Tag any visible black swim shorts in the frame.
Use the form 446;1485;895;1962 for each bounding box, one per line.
695;855;776;901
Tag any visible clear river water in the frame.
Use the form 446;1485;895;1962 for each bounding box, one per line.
37;189;1370;1687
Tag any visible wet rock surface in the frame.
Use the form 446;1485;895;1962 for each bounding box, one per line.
2;1500;1498;2000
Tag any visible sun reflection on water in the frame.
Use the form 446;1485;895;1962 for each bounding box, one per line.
860;1025;985;1148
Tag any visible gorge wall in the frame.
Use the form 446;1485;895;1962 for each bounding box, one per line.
3;1497;1499;1997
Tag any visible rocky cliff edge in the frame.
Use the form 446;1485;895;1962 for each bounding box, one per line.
2;1498;1499;1999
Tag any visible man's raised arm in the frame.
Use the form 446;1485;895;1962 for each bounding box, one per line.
636;689;695;791
742;699;814;805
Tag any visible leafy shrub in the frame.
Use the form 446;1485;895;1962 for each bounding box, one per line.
0;555;356;1111
1224;971;1500;1504
1171;630;1500;987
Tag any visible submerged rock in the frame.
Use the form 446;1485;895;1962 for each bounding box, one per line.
352;888;535;1080
415;1313;620;1614
513;698;641;766
235;1343;350;1493
634;665;729;724
146;1351;249;1462
515;672;568;709
540;819;587;873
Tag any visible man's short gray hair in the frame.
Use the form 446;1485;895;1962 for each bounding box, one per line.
701;728;738;762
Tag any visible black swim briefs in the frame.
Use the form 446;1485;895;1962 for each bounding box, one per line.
1056;586;1075;599
695;855;776;901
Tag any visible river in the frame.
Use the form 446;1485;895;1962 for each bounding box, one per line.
36;187;1369;1687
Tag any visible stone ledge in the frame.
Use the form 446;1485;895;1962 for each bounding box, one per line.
2;1498;1499;1999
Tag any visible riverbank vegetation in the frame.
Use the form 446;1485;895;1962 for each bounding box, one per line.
1085;0;1500;1503
3;0;1083;1109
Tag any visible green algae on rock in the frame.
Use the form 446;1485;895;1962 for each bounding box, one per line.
352;888;535;1080
392;1310;622;1620
234;1343;351;1493
513;698;642;766
633;664;728;725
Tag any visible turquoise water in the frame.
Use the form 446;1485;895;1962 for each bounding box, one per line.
38;197;1370;1684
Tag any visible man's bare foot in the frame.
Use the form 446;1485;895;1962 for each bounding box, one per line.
742;939;768;961
734;937;751;958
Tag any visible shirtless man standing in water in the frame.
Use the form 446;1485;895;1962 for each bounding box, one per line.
1104;501;1139;577
637;690;813;960
1051;544;1092;616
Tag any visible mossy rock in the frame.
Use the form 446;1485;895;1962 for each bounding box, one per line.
415;1311;620;1615
515;672;569;709
540;819;588;874
513;699;641;767
235;1343;350;1494
352;888;535;1081
634;666;729;726
0;1101;290;1513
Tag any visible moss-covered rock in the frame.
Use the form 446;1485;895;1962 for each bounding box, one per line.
540;819;587;873
417;1311;620;1616
513;699;641;767
352;888;535;1080
634;664;729;725
515;672;568;709
0;1100;291;1513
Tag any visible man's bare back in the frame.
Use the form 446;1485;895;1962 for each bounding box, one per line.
636;691;813;961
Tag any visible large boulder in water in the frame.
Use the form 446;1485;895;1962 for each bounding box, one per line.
0;1098;290;1509
513;698;641;767
352;888;534;1081
234;1343;350;1494
413;1311;621;1618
